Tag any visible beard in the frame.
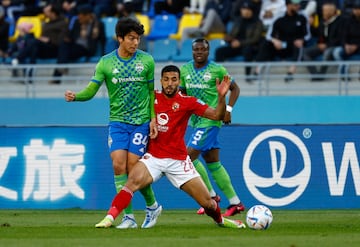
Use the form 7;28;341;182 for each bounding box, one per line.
162;86;178;98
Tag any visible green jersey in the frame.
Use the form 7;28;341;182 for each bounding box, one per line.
180;61;230;128
90;49;155;125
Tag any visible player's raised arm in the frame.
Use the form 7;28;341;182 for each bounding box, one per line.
202;75;230;120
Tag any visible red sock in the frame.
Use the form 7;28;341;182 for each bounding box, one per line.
107;187;133;219
204;199;222;223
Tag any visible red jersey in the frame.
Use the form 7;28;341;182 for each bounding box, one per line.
148;90;209;160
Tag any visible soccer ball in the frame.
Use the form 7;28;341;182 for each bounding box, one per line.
246;205;273;230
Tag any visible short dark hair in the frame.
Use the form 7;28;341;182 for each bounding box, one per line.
161;65;180;77
115;17;144;38
192;38;210;50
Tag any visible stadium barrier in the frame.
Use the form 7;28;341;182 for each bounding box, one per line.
1;61;360;98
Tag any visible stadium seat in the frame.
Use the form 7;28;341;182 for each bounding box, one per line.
9;16;43;42
135;13;151;36
147;0;165;18
209;39;226;61
169;13;202;40
171;39;193;62
150;38;178;61
206;32;226;40
147;14;178;40
102;17;118;39
6;17;16;37
102;17;118;54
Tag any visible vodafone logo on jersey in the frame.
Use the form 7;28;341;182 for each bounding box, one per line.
243;129;311;207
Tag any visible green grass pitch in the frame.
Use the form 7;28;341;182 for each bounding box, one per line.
1;209;360;247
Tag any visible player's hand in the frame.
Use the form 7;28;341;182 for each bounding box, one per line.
64;90;76;102
216;75;230;97
149;118;158;139
223;111;231;125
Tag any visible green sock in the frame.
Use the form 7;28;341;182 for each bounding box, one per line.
207;161;237;200
193;159;214;193
114;174;133;215
139;184;156;207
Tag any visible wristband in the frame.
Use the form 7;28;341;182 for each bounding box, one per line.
226;105;233;112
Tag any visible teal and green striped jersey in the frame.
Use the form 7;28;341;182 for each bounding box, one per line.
180;61;230;128
90;49;155;125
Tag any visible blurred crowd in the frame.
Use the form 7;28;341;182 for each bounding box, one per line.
0;0;359;83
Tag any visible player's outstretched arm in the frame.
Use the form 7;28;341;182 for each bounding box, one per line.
216;75;231;96
64;82;100;102
202;76;230;120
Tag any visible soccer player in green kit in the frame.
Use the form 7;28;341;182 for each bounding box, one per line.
180;38;245;216
64;18;162;229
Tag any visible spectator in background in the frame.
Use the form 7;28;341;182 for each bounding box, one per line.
340;0;353;16
182;0;232;39
7;22;34;60
215;0;263;82
51;4;105;84
259;0;286;30
10;3;68;66
332;0;360;62
60;0;88;18
2;0;42;20
0;5;9;63
7;22;35;78
303;1;343;81
116;0;138;18
299;0;317;17
116;0;146;14
253;0;311;82
154;0;190;16
90;0;115;18
184;0;207;14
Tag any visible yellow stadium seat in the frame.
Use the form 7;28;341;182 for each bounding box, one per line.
135;13;151;36
9;16;43;43
206;32;225;40
169;13;202;40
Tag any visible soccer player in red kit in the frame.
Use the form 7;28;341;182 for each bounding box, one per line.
95;65;245;229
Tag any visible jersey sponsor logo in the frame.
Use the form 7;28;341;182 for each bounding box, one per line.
243;129;311;206
111;76;145;84
112;68;119;74
157;113;169;132
185;83;210;89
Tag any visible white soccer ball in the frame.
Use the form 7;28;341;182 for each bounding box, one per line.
246;205;273;230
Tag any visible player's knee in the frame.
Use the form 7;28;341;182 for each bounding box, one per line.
112;160;127;174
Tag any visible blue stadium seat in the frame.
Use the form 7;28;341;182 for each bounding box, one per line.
102;17;118;54
6;17;16;37
146;14;178;41
209;39;226;61
171;39;193;62
151;38;178;62
147;0;166;18
102;17;118;39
